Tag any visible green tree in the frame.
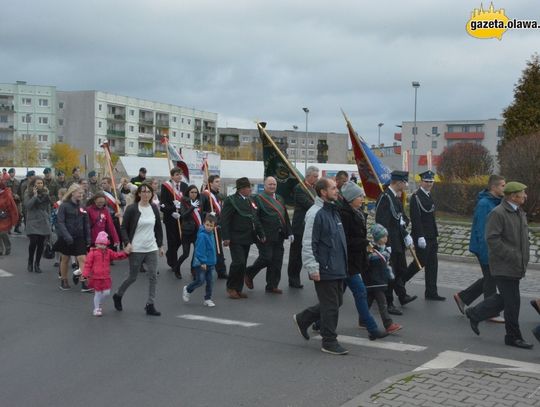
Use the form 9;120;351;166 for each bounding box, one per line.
502;53;540;143
49;143;82;175
14;138;40;167
437;143;493;181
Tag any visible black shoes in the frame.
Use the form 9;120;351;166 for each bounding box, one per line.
505;337;533;349
321;342;348;355
425;294;446;301
34;262;42;274
465;309;480;335
27;261;33;273
145;303;161;316
293;314;310;340
289;283;304;289
113;293;123;311
454;293;466;315
369;329;389;341
174;269;182;280
399;295;417;306
217;272;228;279
387;305;403;316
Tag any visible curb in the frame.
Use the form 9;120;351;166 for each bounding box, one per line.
438;253;540;271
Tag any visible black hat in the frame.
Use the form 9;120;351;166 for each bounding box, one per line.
88;170;97;178
419;170;435;181
139;167;147;173
56;170;65;176
43;167;52;175
8;168;15;174
390;170;409;182
235;177;251;190
27;170;36;177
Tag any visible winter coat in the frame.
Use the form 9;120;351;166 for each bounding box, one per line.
120;203;163;248
56;200;91;246
0;188;18;232
486;199;529;279
469;189;501;265
302;197;347;281
86;204;120;245
366;244;393;291
180;201;201;236
82;247;128;291
192;226;217;267
375;188;409;254
24;190;52;236
221;193;265;245
339;200;369;276
291;183;316;236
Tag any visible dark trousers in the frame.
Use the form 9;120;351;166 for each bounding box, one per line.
215;228;227;275
386;250;419;306
467;277;522;341
246;240;285;290
458;257;497;306
414;239;439;297
295;279;344;345
287;234;303;285
164;221;181;268
226;243;251;292
28;234;46;264
174;233;196;273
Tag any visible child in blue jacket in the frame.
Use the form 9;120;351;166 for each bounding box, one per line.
182;214;217;307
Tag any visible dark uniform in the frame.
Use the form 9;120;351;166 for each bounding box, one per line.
200;188;227;278
410;170;443;300
221;180;265;296
246;191;292;292
287;183;315;288
160;179;188;268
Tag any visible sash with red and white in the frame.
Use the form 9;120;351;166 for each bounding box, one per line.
202;190;221;215
103;190;118;211
162;181;183;201
192;207;202;227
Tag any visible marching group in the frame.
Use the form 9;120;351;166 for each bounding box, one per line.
0;164;538;354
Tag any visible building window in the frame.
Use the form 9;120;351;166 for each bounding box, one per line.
98;138;102;145
432;126;438;135
181;132;184;138
497;126;505;138
22;134;32;140
187;133;190;139
290;139;296;145
308;150;315;156
38;98;48;107
38;117;48;124
0;115;7;123
58;119;64;126
22;115;31;123
129;125;134;132
187;119;191;125
242;137;250;142
173;131;176;137
181;118;184;123
38;134;48;142
98;104;102;111
301;139;305;146
110;140;116;147
22;97;32;105
432;140;437;149
309;139;314;145
173;116;177;123
129;142;134;148
98;121;102;128
59;102;64;109
130;109;134;116
39;153;48;160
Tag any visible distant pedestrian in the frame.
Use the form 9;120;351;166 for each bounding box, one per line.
86;192;120;247
81;231;128;317
0;180;19;256
182;214;218;307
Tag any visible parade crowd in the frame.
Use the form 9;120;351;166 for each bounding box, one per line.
0;165;538;355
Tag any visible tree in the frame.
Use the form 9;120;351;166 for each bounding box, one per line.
499;133;540;220
49;143;82;175
14;138;40;167
94;151;119;176
437;143;493;181
502;53;540;144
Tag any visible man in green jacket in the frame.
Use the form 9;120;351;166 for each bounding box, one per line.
465;181;533;349
221;177;265;299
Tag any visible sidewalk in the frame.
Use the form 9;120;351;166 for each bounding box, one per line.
342;368;540;407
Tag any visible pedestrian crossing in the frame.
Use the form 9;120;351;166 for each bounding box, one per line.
0;268;14;277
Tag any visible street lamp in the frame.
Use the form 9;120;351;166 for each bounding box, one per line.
25;113;31;172
411;81;420;190
302;107;309;175
377;122;384;146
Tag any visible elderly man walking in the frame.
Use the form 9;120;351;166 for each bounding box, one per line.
465;182;533;349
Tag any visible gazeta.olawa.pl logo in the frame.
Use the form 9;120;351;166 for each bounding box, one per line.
466;2;539;40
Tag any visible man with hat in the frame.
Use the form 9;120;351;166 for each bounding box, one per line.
6;168;21;233
43;167;58;201
131;167;147;186
87;170;101;195
465;182;533;349
221;177;265;299
67;167;81;188
375;170;419;315
409;170;445;301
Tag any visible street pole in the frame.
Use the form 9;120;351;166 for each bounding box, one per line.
302;107;309;175
378;122;384;146
412;81;420;190
26;113;30;172
292;125;298;166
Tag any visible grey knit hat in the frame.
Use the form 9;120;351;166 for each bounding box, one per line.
370;223;388;242
340;181;365;203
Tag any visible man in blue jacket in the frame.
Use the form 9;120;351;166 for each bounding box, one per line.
293;178;349;355
454;175;505;319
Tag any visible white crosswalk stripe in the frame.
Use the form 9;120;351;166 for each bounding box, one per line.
177;314;261;327
0;269;14;277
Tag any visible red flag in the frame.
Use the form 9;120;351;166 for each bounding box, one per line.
176;153;190;182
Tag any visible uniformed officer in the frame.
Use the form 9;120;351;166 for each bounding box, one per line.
221;177;265;299
409;170;445;301
375;170;419;315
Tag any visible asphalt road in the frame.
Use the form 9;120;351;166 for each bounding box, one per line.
1;233;540;407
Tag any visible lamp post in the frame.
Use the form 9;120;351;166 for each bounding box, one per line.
302;107;309;175
292;125;298;166
411;81;420;190
377;122;384;146
25;113;31;172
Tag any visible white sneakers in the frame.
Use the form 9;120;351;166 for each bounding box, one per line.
73;268;82;276
93;308;103;317
204;299;216;307
182;286;190;302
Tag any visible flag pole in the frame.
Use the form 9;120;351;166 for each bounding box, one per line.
100;141;122;223
163;136;183;240
202;158;221;255
256;122;315;200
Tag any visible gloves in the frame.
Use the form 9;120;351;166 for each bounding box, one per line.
417;237;427;249
399;217;406;227
288;235;295;243
191;199;200;208
172;212;181;220
210;211;216;217
173;200;181;209
386;246;392;254
404;234;413;248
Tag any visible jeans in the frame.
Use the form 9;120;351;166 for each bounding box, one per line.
187;266;215;300
117;251;158;304
345;274;379;333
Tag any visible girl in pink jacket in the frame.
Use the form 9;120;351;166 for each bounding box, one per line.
82;231;129;316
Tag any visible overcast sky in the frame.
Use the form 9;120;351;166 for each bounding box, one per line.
1;0;539;145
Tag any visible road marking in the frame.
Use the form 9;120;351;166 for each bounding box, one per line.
314;334;427;352
177;314;260;327
0;269;14;277
415;350;540;374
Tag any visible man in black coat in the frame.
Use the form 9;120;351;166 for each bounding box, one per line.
375;170;418;315
409;170;444;301
221;177;265;299
287;166;318;288
245;176;292;294
160;168;188;269
130;167;147;186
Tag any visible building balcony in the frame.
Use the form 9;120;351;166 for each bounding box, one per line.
139;118;154;126
219;140;240;147
0;104;14;111
444;132;484;140
107;129;125;138
138;150;153;157
155;120;169;128
138;133;154;141
107;113;126;121
0;124;15;131
110;146;126;155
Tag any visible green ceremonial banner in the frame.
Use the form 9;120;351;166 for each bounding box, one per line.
258;125;303;206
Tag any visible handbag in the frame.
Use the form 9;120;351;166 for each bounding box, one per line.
43;242;55;259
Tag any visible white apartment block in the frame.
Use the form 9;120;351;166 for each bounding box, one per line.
0;81;57;164
57;91;218;171
398;118;504;174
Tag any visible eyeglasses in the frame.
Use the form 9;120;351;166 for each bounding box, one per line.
140;190;152;194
